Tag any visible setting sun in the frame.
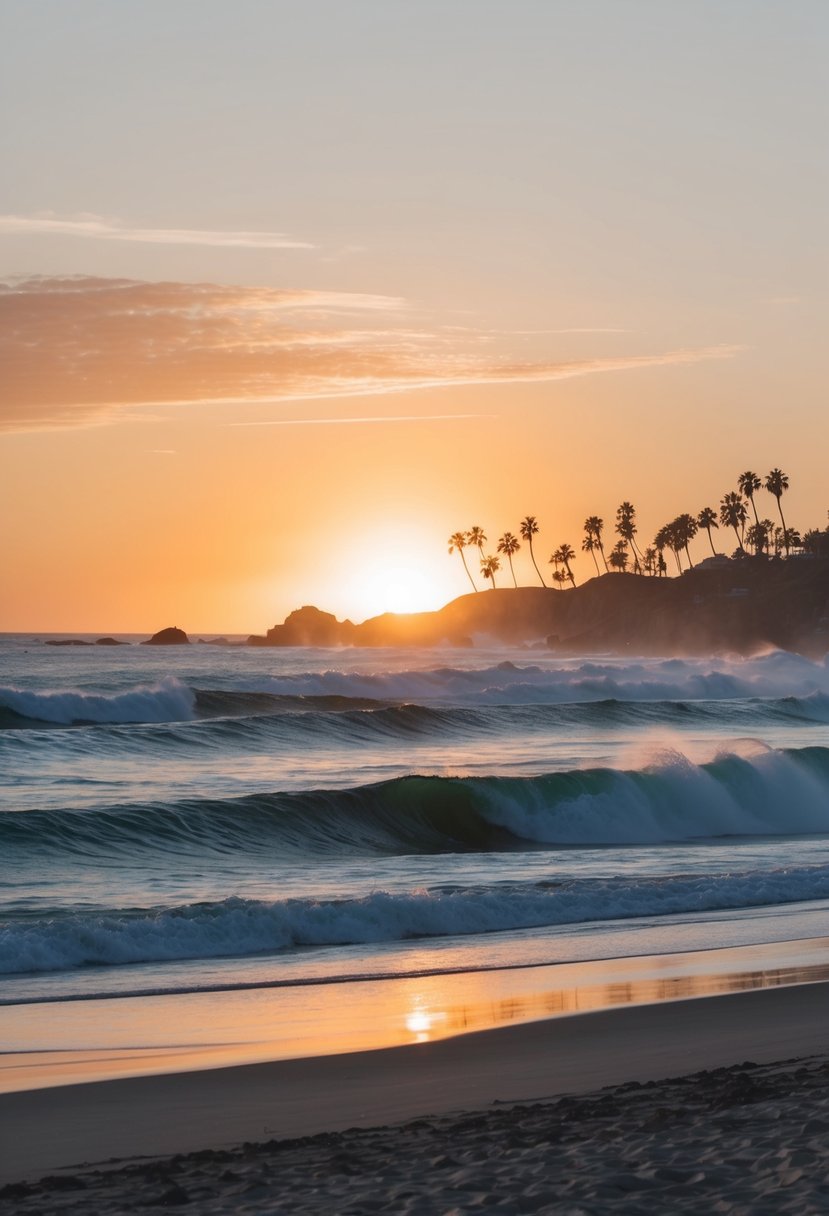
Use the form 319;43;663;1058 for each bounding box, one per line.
354;563;444;618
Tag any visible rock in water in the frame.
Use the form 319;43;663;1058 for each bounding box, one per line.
142;626;190;645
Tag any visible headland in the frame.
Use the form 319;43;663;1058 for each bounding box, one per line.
250;557;829;656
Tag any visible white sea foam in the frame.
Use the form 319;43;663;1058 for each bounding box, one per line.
242;651;829;707
0;676;195;725
475;747;829;845
4;865;829;974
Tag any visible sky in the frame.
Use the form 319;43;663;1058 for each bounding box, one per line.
1;0;827;632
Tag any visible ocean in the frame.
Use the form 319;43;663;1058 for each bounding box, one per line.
2;634;829;1076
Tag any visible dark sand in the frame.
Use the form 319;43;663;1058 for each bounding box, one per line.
2;983;829;1211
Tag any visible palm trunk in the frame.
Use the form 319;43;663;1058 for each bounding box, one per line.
566;564;576;588
673;548;683;575
589;547;600;577
732;524;742;549
508;555;517;588
529;538;547;587
598;541;609;573
776;497;790;555
749;495;759;527
460;551;477;591
684;544;693;569
706;527;716;556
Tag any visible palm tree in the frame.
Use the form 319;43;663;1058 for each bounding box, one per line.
674;513;698;569
643;546;657;576
581;531;601;577
616;502;644;560
737;471;762;527
480;554;500;588
746;521;770;555
697;507;719;556
719;492;748;550
584;516;608;572
608;541;629;573
448;531;477;592
765;469;790;554
468;525;487;567
653;529;669;577
554;543;577;588
552;569;569;588
520;516;547;587
497;532;521;588
656;522;683;575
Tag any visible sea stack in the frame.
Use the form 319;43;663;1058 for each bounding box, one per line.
142;626;190;645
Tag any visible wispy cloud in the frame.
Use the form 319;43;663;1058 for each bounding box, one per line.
0;275;744;433
507;328;631;335
229;413;498;427
0;212;313;250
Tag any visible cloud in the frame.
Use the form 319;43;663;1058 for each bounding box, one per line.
507;328;631;335
229;413;498;427
0;213;312;250
0;275;744;433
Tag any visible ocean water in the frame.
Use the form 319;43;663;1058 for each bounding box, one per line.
2;635;829;1016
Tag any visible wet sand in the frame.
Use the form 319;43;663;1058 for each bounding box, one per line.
2;981;829;1209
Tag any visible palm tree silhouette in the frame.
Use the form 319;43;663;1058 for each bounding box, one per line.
448;531;477;592
653;530;668;577
468;526;487;568
616;502;643;561
480;554;500;588
585;516;608;572
738;472;762;527
674;513;698;569
520;516;547;587
656;523;683;575
697;507;719;556
608;541;629;573
746;521;770;555
765;469;790;554
719;492;748;550
497;532;521;588
581;531;601;577
554;543;577;587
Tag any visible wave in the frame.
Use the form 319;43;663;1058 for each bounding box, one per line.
232;651;829;706
2;650;828;732
0;677;195;727
3;684;829;753
4;745;829;859
5;863;829;976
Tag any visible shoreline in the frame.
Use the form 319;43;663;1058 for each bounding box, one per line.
4;936;829;1096
4;981;829;1187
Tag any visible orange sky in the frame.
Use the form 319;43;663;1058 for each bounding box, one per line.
1;2;826;632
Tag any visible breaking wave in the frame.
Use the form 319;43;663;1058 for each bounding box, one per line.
0;677;195;726
5;864;829;976
4;746;829;859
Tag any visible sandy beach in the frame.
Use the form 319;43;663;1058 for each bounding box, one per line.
3;982;829;1211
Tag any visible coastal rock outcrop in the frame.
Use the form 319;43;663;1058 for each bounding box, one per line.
142;626;190;646
248;557;829;656
249;606;355;648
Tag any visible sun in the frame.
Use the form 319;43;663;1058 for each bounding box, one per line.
362;564;439;616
